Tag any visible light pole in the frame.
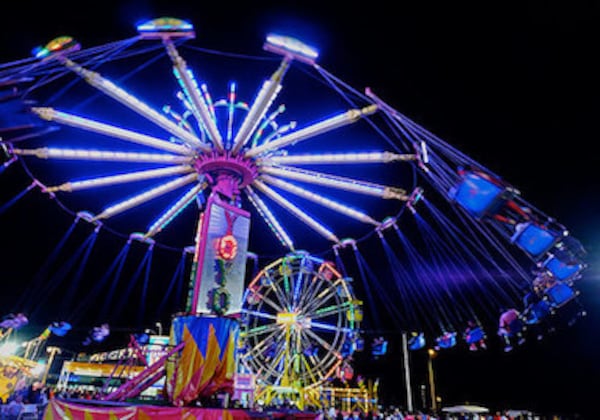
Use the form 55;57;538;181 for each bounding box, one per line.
427;348;437;413
401;332;414;413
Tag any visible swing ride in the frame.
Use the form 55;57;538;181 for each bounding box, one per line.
0;15;589;413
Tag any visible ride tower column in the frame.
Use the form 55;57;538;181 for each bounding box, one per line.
167;154;255;407
185;162;252;316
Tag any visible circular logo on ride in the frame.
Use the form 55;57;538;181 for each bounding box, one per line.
216;234;238;261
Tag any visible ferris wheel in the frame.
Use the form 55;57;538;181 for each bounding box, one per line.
239;251;363;393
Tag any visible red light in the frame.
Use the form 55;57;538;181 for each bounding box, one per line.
217;234;238;260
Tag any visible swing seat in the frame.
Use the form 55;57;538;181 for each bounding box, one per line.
502;318;524;337
436;332;457;349
371;338;388;356
449;171;510;219
545;282;576;307
408;333;426;350
525;300;551;324
465;327;485;344
542;255;585;282
511;222;562;260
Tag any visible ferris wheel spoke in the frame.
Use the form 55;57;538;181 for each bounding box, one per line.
242;331;286;371
57;57;211;152
255;264;290;312
241;333;277;360
245;186;295;250
298;329;337;376
303;328;342;359
260;164;409;200
242;329;286;374
264;335;289;380
244;105;378;158
246;288;285;314
30;107;193;155
308;302;353;323
298;272;334;313
92;173;198;220
163;40;224;152
260;267;294;310
295;260;322;310
292;261;310;308
298;278;328;314
253;179;339;244
242;320;282;340
46;165;194;193
247;280;286;313
302;279;345;315
279;276;294;312
241;309;279;323
303;319;344;335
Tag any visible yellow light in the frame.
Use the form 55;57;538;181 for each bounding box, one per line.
276;312;297;325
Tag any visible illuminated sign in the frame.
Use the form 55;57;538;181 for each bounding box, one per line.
189;196;250;315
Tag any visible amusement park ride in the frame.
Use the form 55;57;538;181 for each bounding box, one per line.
0;15;588;416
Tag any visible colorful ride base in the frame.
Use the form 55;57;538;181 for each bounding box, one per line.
44;398;320;420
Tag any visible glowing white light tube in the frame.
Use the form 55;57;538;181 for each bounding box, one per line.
251;104;286;147
93;173;198;220
261;175;379;226
226;82;237;144
231;60;289;155
245;105;378;158
245;185;294;250
253;179;339;244
10;147;192;164
265;151;416;165
31;107;191;155
47;165;193;192
145;181;206;238
164;41;224;151
259;121;297;145
261;165;409;200
61;58;209;152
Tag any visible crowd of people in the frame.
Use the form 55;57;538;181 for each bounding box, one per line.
315;405;540;420
0;382;566;420
0;381;49;420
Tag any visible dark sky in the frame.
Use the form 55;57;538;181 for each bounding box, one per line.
2;1;600;417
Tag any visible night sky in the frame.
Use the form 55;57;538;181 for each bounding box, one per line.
2;1;600;417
